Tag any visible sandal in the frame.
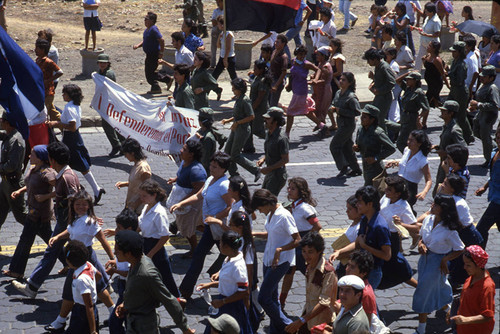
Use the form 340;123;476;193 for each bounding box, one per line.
2;269;23;279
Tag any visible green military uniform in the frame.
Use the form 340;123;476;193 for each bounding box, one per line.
175;82;196;110
330;88;362;173
396;77;430;153
473;67;500;163
244;74;270;152
197;127;216;173
191;67;220;110
98;61;125;154
372;60;396;131
224;95;259;177
262;125;289;196
0;128;27;229
356;105;396;186
180;0;199;22
123;255;189;334
333;304;370;334
448;43;473;144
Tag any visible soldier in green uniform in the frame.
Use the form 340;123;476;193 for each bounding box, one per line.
196;107;226;173
173;64;195;110
354;105;396;186
176;0;199;22
222;78;261;181
364;48;396;132
0;112;27;240
191;51;222;110
469;65;500;167
114;230;194;334
447;41;474;144
396;71;430;153
257;107;289;197
431;100;466;196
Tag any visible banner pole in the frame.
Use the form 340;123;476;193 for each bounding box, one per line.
223;0;226;37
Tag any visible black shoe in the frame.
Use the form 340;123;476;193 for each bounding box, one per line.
44;323;66;333
242;147;256;154
480;161;490;168
94;188;106;205
216;87;223;101
108;147;122;157
169;221;178;235
254;169;262;183
347;169;362;177
336;167;349;178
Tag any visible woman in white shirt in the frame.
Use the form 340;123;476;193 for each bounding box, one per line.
412;194;464;334
212;15;237;81
47;84;105;204
252;189;300;334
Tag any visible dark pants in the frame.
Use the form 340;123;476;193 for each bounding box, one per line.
0;176;26;229
145;53;160;91
225;126;259;177
109;279;126;334
212;56;237;81
9;216;66;275
143;237;180;298
262;168;287;197
449;224;483;287
407;180;418;214
102;118;125;151
269;83;284;107
330;117;360;172
65;303;99;334
476;201;500;249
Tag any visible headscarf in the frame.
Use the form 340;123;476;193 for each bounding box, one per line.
466;245;489;269
33;145;49;164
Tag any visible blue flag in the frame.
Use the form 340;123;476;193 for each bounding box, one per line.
0;27;45;139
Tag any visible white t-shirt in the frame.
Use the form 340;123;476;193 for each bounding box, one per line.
61;101;82;129
420;14;441;46
218;252;249;297
395;45;415;75
72;262;97;305
211;8;223;21
116;260;130;280
379;196;416;233
139;202;170;239
453;195;473;227
345;222;360;243
398;147;429;184
420;215;464;254
291;199;318;232
219;31;235;58
318;19;336;47
82;0;100;18
67;215;100;247
263;205;298;266
228;200;252;226
175;44;194;67
398;0;421;23
478;41;491;66
465;50;479;91
262;31;278;47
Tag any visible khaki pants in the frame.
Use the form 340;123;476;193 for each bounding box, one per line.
45;95;60;121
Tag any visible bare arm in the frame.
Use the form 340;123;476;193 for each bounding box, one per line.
146;235;170;258
96;230;115;261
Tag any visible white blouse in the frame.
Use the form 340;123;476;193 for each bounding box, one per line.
68;215;100;247
398;147;428;184
379;196;416;233
292;200;318;232
263;205;298;267
453;195;473;227
218;252;249;297
139;202;170;239
61;101;81;129
420;215;464;254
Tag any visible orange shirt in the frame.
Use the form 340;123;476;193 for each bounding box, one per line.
36;56;60;97
457;272;496;334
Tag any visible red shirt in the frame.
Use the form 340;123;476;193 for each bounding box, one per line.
36;56;61;97
457;272;496;334
362;279;377;316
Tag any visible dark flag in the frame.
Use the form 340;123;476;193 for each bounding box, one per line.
226;0;301;33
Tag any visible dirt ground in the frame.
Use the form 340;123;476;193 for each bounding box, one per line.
5;0;495;116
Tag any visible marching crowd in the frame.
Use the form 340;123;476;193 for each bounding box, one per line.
0;0;499;333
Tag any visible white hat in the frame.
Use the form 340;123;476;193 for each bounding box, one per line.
323;0;333;4
338;275;365;290
317;46;330;56
308;20;322;30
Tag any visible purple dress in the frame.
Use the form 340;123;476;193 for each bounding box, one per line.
287;59;313;116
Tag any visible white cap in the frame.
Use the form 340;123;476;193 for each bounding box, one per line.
338;275;365;290
317;46;330;56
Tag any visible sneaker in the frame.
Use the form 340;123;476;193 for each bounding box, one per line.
351;17;358;28
11;280;37;298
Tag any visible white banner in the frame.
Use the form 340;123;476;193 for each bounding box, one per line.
90;73;199;163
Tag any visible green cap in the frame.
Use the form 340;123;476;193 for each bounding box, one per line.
406;71;422;81
263;107;285;119
449;41;465;52
198;107;214;120
97;54;110;63
480;65;497;77
207;314;240;334
439;100;459;114
361;104;380;119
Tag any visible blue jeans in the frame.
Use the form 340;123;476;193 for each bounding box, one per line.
285;24;304;60
28;207;68;289
259;263;292;334
109;279;126;334
368;265;383;290
179;226;220;298
143;237;180;298
339;0;357;29
476;201;500;249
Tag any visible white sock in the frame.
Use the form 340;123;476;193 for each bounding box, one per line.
84;171;101;197
108;304;116;315
417;322;426;333
50;315;67;328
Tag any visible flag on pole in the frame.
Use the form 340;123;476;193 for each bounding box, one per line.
226;0;301;33
0;27;45;139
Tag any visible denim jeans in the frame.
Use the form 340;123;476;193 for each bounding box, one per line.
285;24;304;60
143;237;180;297
368;265;383;290
109;279;126;334
259;262;292;334
179;226;220;298
27;207;68;289
339;0;357;29
476;201;500;249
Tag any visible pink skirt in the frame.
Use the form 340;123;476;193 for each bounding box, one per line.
287;94;315;116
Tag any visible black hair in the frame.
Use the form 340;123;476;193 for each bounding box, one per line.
429;40;441;55
47;141;71;166
185;138;203;162
251;188;278;211
68;189;97;226
174;64;191;82
424;2;437;14
462;6;474;20
355;186;381;211
446;144;469;169
35;38;50;55
260;44;273;54
171;31;185;44
363;47;383;61
146;11;157;24
382;24;394;36
299;230;325;253
210;151;231;171
269;112;286;127
384;47;397;60
346;195;358;208
288;177;317;206
183;18;198;36
229;175;252;213
194;51;211;69
409;130;432;156
139;179;167;202
231;78;247;94
330;38;343;54
395;31;407;45
433;194;461;231
229;211;254;260
37;29;54;44
221;230;242;252
492;35;500;45
395;2;406;15
319;7;332;20
445;174;465;196
385;175;409;200
463;34;477;49
276;34;288;45
62;84;84;106
115;230;143;258
65;240;89;268
254;59;272;86
116;208;139;231
294;45;307;56
349;249;374;277
342;72;356;92
122;138;147;161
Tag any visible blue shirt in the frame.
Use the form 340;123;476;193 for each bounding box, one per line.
294;0;308;25
448;166;470;199
488;148;500;204
176;160;207;189
201;175;229;220
358;212;391;268
142;25;162;55
184;33;204;53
